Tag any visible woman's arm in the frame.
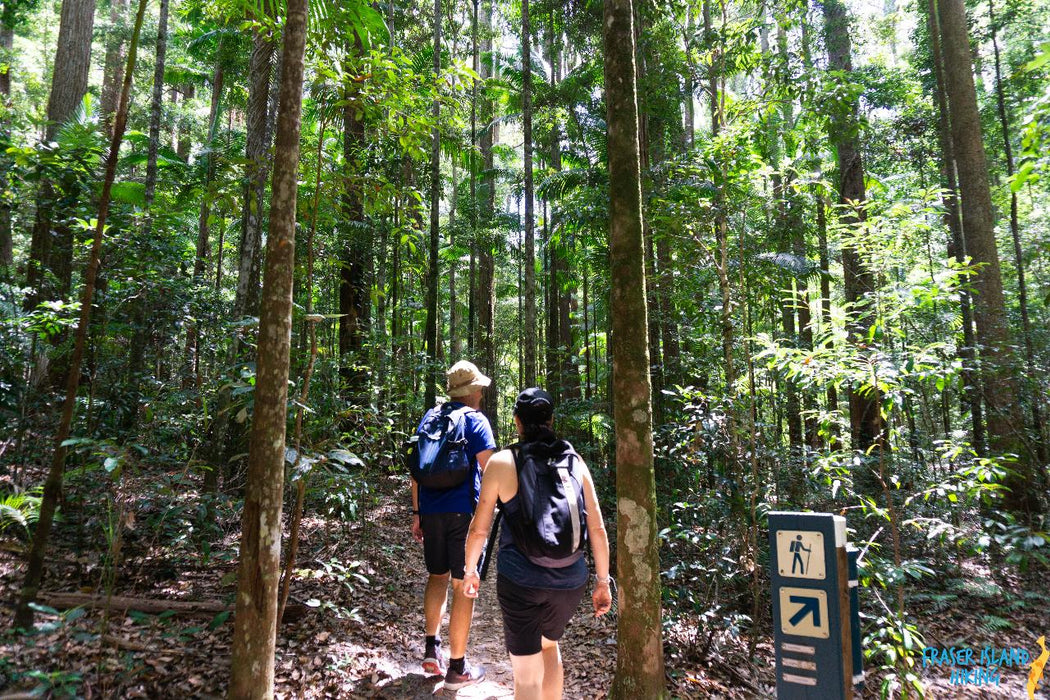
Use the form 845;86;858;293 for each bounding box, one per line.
581;462;612;616
462;450;509;596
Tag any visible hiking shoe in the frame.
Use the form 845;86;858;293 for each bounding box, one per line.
422;644;446;676
443;661;485;690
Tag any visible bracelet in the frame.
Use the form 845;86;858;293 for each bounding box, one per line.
463;569;479;577
595;574;611;585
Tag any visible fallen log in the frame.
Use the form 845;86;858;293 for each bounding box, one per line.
35;592;309;621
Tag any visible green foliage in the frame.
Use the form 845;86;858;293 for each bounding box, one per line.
0;486;42;535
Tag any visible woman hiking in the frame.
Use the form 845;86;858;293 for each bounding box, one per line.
462;388;612;699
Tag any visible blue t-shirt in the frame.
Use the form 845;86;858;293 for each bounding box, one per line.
417;402;496;515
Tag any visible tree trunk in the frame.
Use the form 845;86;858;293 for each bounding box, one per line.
424;0;442;409
125;0;169;398
24;0;97;310
234;21;275;326
14;0;147;629
924;0;984;452
937;0;1039;516
99;0;129;137
0;24;14;270
227;0;308;692
477;0;498;436
183;58;224;393
521;0;536;387
603;0;666;695
822;0;883;454
339;42;368;399
988;0;1044;458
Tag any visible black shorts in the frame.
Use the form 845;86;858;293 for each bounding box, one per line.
421;512;471;579
497;574;586;656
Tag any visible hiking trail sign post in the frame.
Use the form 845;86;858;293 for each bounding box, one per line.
769;512;862;698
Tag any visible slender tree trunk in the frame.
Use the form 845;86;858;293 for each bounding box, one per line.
521;0;536;386
988;0;1044;457
924;0;984;452
24;0;98;310
0;25;14;269
424;0;442;409
14;0;147;629
937;0;1038;516
339;42;368;398
604;0;666;694
125;0;169;397
183;58;224;392
823;0;883;454
228;0;308;692
477;0;497;436
234;21;275;326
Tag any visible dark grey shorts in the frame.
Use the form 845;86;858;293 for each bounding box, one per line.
497;574;586;656
421;512;471;579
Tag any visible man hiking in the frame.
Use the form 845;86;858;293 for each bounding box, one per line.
410;360;496;689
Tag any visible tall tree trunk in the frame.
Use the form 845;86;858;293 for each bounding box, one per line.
822;0;883;454
14;0;147;629
24;0;98;310
234;20;275;326
924;0;984;452
183;58;224;392
424;0;442;409
0;24;14;270
937;0;1039;516
227;0;308;691
988;0;1044;457
125;0;169;398
477;0;498;436
339;41;368;399
521;0;536;387
604;0;666;694
99;0;129;137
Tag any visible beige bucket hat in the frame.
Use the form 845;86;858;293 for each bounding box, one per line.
446;360;492;397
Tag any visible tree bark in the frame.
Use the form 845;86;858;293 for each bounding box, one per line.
24;0;97;310
937;0;1039;516
603;0;666;695
822;0;883;454
227;0;308;693
521;0;536;387
14;0;147;629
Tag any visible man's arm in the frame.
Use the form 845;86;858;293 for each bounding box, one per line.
411;479;423;542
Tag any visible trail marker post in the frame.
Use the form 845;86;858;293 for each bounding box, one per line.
769;512;857;698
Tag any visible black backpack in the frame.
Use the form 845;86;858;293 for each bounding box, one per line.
506;438;588;567
407;404;475;490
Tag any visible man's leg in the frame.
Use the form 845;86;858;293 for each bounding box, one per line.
424;572;450;636
509;652;544;700
448;578;476;658
540;636;563;700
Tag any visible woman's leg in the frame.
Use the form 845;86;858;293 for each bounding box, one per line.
510;652;545;700
540;636;563;700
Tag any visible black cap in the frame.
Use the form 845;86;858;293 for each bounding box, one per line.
513;387;554;424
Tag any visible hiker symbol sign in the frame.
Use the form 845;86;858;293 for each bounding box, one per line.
776;530;825;580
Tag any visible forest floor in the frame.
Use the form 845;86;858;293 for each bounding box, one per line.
0;456;1046;698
